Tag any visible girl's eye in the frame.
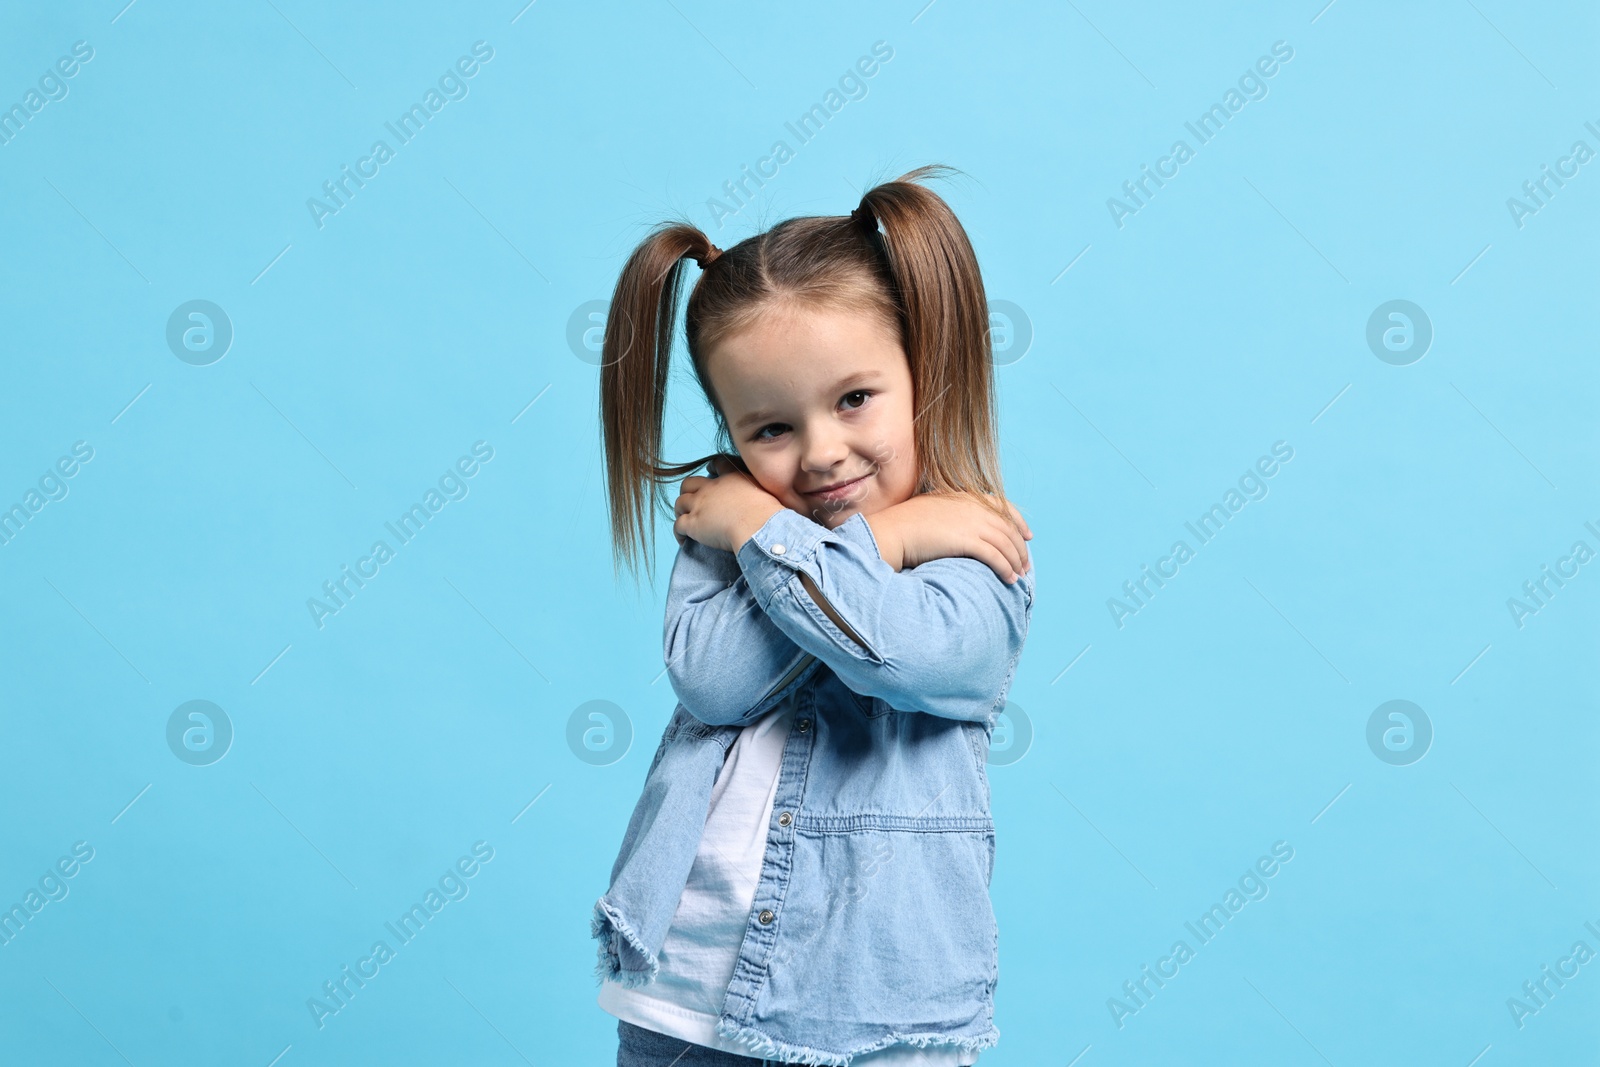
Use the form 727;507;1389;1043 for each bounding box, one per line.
751;391;870;442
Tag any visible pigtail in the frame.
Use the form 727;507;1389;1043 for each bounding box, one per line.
599;224;723;585
855;166;1010;525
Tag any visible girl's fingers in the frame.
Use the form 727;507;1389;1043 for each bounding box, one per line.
989;514;1028;574
1007;501;1032;540
1005;530;1030;576
969;540;1017;585
1013;522;1033;572
999;507;1033;565
953;499;1023;577
674;512;699;546
993;495;1030;539
983;523;1024;579
986;493;1033;541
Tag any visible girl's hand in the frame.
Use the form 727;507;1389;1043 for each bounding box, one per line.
865;493;1033;584
673;454;784;553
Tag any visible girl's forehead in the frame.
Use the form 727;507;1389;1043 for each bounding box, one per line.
708;304;904;380
706;309;907;424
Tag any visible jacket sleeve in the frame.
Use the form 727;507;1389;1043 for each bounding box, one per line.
733;507;1035;723
662;533;821;727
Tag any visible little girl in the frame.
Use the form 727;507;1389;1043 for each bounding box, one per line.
591;166;1036;1066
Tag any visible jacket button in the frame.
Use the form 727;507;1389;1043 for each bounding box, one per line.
797;718;811;732
778;811;792;826
758;909;775;924
772;543;786;555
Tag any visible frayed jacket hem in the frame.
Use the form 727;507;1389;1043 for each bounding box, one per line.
713;1016;999;1067
590;896;658;989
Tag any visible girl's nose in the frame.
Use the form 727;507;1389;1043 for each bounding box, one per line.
800;444;851;473
801;433;850;472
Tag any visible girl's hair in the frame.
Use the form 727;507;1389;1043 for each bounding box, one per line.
600;164;1009;583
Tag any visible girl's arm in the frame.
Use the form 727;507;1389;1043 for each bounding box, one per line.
662;532;821;728
729;506;1034;724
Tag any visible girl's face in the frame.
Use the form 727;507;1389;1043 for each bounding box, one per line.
704;302;919;530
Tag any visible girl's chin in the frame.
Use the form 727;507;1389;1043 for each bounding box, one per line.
799;499;865;528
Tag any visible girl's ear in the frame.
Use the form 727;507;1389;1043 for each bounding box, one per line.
706;452;752;479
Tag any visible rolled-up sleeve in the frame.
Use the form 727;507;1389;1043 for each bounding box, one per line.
735;508;1034;723
662;535;818;727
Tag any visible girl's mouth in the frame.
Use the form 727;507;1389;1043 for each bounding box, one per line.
803;472;871;503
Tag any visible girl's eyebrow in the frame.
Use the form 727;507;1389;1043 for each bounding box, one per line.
733;370;885;431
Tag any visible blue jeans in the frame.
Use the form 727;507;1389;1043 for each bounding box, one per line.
616;1020;803;1066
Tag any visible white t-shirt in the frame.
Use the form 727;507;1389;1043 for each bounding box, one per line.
600;705;977;1065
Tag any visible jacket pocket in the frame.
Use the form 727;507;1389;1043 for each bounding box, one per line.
765;826;997;1033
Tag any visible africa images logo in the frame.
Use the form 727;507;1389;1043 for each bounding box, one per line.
306;842;495;1029
306;42;495;230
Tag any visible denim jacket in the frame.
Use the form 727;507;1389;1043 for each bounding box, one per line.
592;506;1035;1066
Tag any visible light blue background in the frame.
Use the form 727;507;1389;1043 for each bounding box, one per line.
1;1;1595;1064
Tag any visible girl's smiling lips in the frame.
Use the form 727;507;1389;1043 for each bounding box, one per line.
802;472;872;502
